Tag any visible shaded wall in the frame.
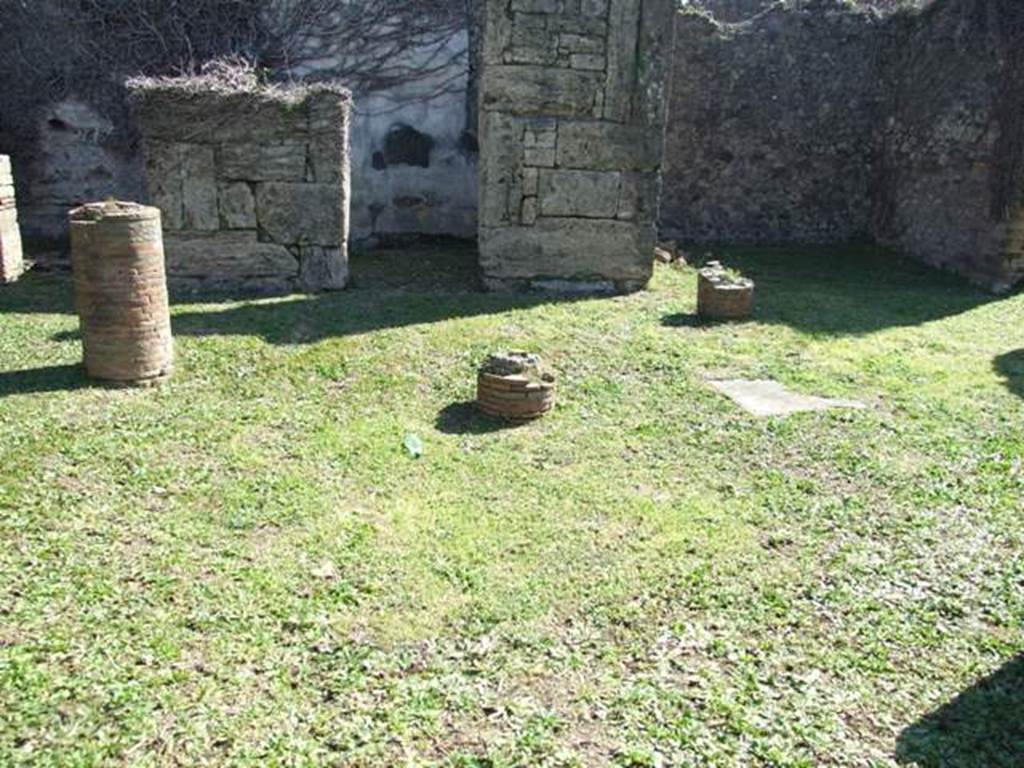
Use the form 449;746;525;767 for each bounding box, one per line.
663;3;883;244
663;0;1024;292
294;28;479;243
877;0;1024;292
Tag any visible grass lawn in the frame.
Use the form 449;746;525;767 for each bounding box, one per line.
0;244;1021;767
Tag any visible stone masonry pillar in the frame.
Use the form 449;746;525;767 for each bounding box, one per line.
478;0;676;293
0;155;25;284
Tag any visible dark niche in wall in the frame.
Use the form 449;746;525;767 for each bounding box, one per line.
372;123;435;170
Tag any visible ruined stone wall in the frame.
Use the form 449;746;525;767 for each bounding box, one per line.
663;3;884;244
15;100;145;247
129;78;351;293
0;156;25;283
876;0;1024;292
0;2;474;248
663;0;1024;292
478;0;676;293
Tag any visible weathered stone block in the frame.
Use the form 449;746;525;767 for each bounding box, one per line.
142;142;218;232
479;218;654;285
255;183;344;246
298;246;348;292
217;183;257;229
181;147;219;231
129;92;311;144
142;142;186;231
164;232;298;282
0;206;25;284
481;66;605;117
131;75;352;293
511;0;560;12
557;122;661;171
570;54;607;71
604;0;642;122
220;142;307;182
539;170;621;218
479;0;674;291
617;172;661;224
548;14;608;35
0;155;25;285
479;112;524;227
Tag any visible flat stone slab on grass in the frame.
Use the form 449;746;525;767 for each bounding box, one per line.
710;379;866;417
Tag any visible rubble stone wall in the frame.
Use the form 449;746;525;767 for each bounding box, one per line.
478;0;677;293
129;80;351;293
877;0;1024;293
664;0;1024;292
0;155;25;283
663;4;883;245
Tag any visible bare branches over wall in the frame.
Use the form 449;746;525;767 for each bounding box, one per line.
265;0;467;91
0;0;471;155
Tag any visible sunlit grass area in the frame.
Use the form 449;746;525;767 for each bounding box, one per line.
1;245;1021;766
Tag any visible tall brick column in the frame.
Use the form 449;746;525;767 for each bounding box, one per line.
478;0;676;293
0;155;25;284
70;202;174;386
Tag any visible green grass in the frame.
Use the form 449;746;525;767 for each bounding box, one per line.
0;244;1021;767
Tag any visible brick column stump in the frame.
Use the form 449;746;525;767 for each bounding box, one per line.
70;201;174;386
477;352;556;422
697;262;755;320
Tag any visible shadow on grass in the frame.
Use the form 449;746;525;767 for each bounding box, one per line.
3;244;1011;344
435;401;522;435
171;290;571;346
661;312;751;328
167;245;589;345
693;246;1003;336
0;273;75;315
661;312;703;328
994;349;1023;399
0;364;89;398
52;329;81;343
896;655;1024;767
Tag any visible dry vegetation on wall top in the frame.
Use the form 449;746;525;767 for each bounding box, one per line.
0;0;467;154
127;58;353;294
125;60;352;106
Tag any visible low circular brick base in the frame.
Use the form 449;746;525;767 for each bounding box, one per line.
70;201;174;386
476;352;556;422
697;263;755;320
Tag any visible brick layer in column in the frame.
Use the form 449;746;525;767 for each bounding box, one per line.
70;202;174;385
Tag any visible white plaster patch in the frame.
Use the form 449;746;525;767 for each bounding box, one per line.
709;379;866;417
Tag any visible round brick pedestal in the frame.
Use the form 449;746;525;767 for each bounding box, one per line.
70;202;173;386
697;262;755;320
476;353;556;422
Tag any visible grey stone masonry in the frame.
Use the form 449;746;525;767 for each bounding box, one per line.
479;0;676;293
0;155;25;284
664;0;1024;294
128;75;351;294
